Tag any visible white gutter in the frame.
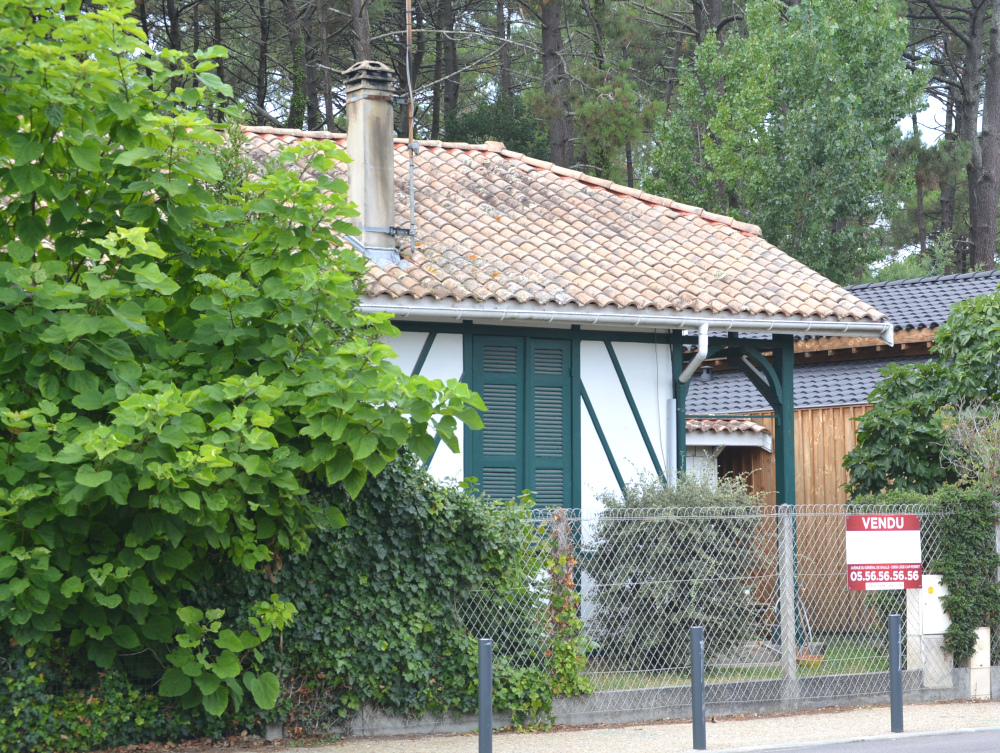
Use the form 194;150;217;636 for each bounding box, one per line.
361;300;895;345
678;323;709;383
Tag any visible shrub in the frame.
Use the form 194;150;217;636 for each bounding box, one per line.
845;288;1000;495
583;474;761;671
0;649;219;753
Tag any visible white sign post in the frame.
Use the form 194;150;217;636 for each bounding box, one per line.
846;514;922;591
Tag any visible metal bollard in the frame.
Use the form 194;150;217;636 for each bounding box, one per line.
691;626;706;750
478;638;493;753
889;614;903;734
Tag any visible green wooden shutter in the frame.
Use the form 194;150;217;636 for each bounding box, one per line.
470;335;524;500
526;339;572;508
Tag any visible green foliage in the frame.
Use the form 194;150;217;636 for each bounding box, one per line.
584;474;760;671
0;0;481;719
0;649;219;753
160;602;284;716
646;0;925;283
845;289;1000;495
204;454;541;727
444;95;549;159
571;67;660;181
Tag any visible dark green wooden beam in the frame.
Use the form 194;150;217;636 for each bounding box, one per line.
772;334;796;507
606;341;664;479
581;383;627;496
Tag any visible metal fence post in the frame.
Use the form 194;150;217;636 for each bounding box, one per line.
777;505;799;705
478;638;492;753
889;615;903;734
691;626;706;751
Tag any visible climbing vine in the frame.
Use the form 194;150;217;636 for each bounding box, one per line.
544;509;594;699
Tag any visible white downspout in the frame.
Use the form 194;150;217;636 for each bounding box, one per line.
678;322;710;383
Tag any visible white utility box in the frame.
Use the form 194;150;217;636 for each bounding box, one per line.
971;627;991;700
906;574;991;698
906;575;954;688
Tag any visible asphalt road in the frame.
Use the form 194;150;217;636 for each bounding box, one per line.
750;729;1000;753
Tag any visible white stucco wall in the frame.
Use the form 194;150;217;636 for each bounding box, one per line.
579;340;674;517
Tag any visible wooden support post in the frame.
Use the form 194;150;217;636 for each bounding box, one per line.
772;334;796;508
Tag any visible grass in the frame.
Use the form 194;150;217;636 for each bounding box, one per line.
586;633;889;692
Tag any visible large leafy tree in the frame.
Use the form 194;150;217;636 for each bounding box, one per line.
0;0;481;710
645;0;924;283
844;288;1000;495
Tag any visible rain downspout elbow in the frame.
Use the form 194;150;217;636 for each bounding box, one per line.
678;323;709;384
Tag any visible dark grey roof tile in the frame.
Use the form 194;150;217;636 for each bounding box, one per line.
846;271;1000;332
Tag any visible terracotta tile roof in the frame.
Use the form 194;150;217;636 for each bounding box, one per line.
243;127;888;327
685;418;770;435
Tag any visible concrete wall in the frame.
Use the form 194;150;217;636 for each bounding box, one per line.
337;668;973;736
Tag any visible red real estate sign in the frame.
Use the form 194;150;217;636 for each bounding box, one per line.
845;514;922;591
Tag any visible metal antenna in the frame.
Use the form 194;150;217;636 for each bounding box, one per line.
405;0;416;257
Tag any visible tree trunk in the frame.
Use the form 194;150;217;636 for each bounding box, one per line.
193;2;200;51
304;16;322;130
442;0;459;120
626;139;634;188
541;0;573;167
693;0;722;43
317;0;334;129
663;33;683;110
284;0;307;129
961;5;989;268
913;114;927;255
970;0;1000;270
214;0;224;82
431;30;443;138
165;0;183;50
255;0;270;126
135;0;151;40
940;89;957;243
497;0;513;96
351;0;371;61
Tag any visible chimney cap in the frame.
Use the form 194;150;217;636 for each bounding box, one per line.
343;59;396;86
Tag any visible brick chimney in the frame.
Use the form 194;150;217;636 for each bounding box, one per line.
343;60;399;266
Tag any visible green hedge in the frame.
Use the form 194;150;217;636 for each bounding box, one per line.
3;456;590;748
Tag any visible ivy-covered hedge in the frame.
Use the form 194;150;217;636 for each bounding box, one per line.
850;485;1000;661
203;453;564;731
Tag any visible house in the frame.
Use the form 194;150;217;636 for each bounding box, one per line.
243;60;892;516
686;270;1000;509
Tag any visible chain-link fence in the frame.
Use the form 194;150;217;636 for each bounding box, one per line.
460;502;961;722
